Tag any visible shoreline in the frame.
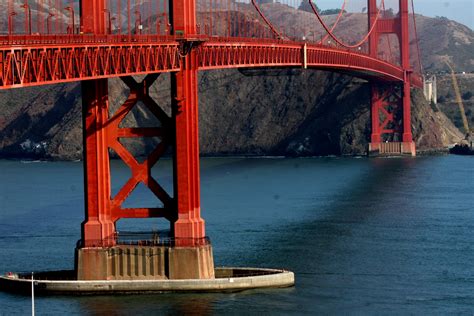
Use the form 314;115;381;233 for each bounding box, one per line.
0;148;454;162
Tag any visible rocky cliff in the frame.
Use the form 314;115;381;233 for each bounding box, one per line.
0;69;462;160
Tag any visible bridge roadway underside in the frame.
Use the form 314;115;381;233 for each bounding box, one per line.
0;39;422;90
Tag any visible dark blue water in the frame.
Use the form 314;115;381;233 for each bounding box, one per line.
0;156;473;314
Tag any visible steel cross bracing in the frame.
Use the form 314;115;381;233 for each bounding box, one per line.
82;74;176;248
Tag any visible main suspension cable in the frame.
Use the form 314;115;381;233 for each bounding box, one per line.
318;0;348;45
309;0;385;49
251;0;282;39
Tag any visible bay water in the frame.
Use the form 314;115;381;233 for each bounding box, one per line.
0;156;473;314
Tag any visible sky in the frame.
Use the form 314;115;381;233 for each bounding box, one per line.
313;0;474;29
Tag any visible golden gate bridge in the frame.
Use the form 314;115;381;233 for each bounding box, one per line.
0;0;423;282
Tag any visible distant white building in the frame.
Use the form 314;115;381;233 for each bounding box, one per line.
423;75;437;104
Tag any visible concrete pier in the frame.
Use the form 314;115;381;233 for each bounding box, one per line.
0;268;294;295
76;244;214;280
369;142;416;157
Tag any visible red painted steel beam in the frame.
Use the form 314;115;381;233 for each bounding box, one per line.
370;85;402;143
0;42;180;89
368;0;379;58
171;0;206;241
399;0;414;143
171;0;197;36
402;71;413;143
80;0;114;248
81;0;106;35
371;85;382;143
107;75;175;223
82;78;115;247
171;49;206;240
376;19;400;34
399;0;411;70
82;73;176;248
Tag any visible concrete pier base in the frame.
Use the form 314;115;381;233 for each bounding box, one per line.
0;268;294;295
369;142;416;157
76;244;214;281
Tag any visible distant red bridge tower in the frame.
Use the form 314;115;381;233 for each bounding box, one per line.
368;0;416;156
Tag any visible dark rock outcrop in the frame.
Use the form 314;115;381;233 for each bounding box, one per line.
0;69;462;160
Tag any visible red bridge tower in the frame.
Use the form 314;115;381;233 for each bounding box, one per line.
368;0;416;156
76;0;214;280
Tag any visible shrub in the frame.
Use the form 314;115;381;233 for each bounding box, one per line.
462;91;473;100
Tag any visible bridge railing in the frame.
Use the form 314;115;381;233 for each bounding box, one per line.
76;232;211;248
0;34;180;46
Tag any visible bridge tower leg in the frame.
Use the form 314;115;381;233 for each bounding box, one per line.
76;0;214;280
368;0;416;156
170;0;206;244
167;0;214;278
76;0;114;280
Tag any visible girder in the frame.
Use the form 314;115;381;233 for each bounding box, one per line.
0;39;422;90
0;42;180;89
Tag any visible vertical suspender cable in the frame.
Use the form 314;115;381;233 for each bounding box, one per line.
209;0;213;36
227;0;230;37
118;0;121;35
148;0;151;34
127;0;131;37
411;0;423;74
165;0;168;35
381;0;394;63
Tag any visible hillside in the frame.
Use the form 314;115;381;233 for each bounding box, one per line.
0;10;470;160
436;74;474;133
262;3;473;72
415;16;474;73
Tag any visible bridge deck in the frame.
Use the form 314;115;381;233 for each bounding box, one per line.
0;36;422;89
